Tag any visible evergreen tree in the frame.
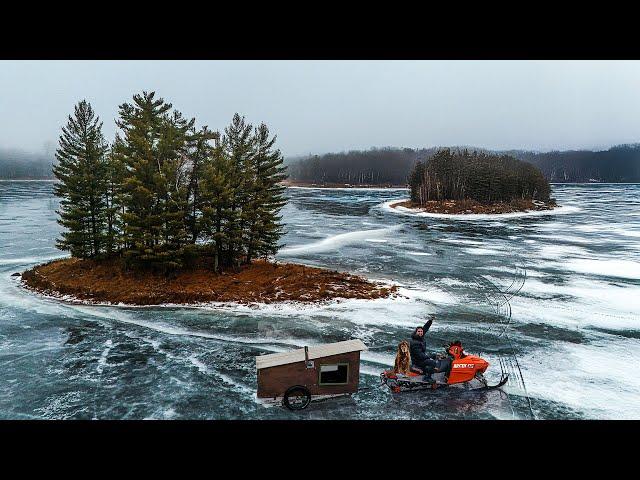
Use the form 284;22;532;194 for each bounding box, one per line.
222;113;255;268
53;100;109;258
53;91;289;275
200;135;234;271
155;109;194;267
104;137;126;256
114;91;194;272
246;123;288;263
185;126;218;244
408;149;551;205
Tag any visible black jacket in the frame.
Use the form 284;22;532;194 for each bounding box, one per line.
409;319;433;366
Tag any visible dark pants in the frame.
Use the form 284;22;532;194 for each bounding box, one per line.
416;358;438;375
436;357;452;376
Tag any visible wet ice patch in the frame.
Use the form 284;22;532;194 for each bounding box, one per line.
536;244;589;259
279;225;402;255
480;265;546;278
513;277;640;331
96;340;113;375
360;350;395;366
564;258;640;280
518;338;640;419
0;254;67;266
188;354;210;375
189;282;458;330
440;238;484;246
529;234;594;245
440;278;469;287
396;285;457;305
463;247;505;256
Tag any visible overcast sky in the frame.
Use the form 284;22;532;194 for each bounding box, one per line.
1;60;640;157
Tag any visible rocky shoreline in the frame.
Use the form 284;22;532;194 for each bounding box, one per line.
21;258;397;306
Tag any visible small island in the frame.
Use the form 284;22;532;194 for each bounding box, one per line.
22;258;394;305
23;92;393;306
396;149;557;215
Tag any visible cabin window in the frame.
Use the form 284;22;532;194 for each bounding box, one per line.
318;363;349;385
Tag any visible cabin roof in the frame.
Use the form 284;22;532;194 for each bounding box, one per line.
256;339;368;370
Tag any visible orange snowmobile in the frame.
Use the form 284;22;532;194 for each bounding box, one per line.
381;340;508;392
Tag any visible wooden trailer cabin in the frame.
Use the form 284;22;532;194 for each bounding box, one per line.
256;339;367;399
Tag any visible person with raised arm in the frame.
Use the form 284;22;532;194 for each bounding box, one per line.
409;316;438;382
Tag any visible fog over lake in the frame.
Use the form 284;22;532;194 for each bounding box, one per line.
2;61;640;157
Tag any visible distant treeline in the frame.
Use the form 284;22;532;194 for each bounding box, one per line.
287;144;640;185
409;149;551;204
6;143;640;184
510;145;640;182
0;149;54;179
286;148;430;185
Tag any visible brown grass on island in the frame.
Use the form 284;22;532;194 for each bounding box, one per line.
21;257;397;306
390;198;557;215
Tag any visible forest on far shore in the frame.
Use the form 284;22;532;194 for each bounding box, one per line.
4;143;640;184
0;149;53;179
286;144;640;185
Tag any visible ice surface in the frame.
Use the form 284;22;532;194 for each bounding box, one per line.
382;199;581;220
564;258;640;280
2;182;640;419
279;225;402;255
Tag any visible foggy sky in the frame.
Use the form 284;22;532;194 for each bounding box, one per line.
1;60;640;158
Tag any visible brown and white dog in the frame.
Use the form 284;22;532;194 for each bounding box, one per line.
393;340;412;375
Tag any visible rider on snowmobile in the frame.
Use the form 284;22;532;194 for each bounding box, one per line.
410;316;439;382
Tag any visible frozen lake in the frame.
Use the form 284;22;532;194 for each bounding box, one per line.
1;181;639;419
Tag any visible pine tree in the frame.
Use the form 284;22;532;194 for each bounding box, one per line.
54;92;289;275
104;137;126;256
53;100;109;258
114;92;168;265
155;109;194;269
222;113;256;268
185;126;218;244
200;135;234;271
246;123;288;262
114;91;194;272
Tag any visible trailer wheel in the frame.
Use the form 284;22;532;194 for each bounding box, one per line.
283;385;311;411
